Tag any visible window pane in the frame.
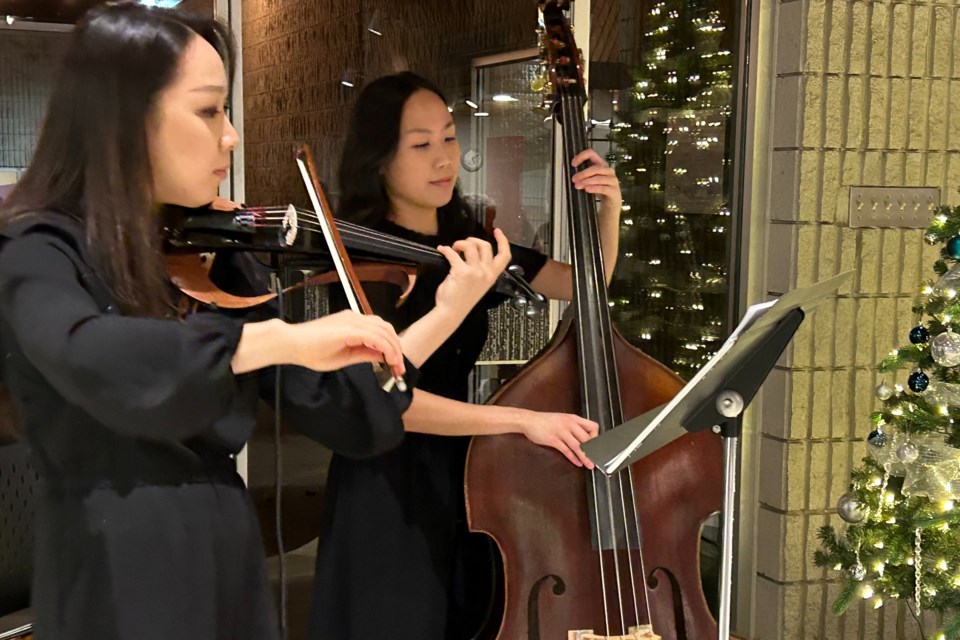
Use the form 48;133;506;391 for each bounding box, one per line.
594;0;739;381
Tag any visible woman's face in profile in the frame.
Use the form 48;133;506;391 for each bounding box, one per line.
147;35;238;208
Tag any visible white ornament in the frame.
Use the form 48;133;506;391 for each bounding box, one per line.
837;492;865;523
931;330;960;367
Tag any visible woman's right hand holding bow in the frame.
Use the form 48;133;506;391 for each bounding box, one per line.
231;312;406;379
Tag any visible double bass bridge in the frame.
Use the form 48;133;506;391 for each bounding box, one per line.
568;625;661;639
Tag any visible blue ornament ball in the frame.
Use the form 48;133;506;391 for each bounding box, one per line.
909;325;930;344
948;236;960;259
908;370;930;392
867;428;888;448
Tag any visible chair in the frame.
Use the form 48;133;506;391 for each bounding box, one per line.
0;441;38;638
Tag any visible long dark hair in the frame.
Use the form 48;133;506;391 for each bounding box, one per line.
0;2;234;317
337;71;473;236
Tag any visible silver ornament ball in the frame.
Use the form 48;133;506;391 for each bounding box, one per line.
931;330;960;367
848;562;866;581
875;382;894;401
896;440;919;463
837;492;865;523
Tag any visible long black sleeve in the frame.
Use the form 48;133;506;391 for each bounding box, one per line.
202;247;420;459
258;359;418;459
0;230;242;442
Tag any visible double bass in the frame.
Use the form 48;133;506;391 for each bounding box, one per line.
464;3;726;639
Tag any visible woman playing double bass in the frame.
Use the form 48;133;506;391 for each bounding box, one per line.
0;6;511;639
309;71;623;640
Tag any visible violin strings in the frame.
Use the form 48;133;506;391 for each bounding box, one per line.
220;212;538;309
247;217;438;263
249;211;436;259
243;210;541;301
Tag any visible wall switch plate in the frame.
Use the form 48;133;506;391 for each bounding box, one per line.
849;186;941;228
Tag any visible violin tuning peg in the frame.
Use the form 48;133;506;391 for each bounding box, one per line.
525;305;540;318
507;264;525;277
511;296;529;312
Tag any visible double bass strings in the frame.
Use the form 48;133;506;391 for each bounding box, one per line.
570;89;650;636
559;92;614;636
560;85;651;635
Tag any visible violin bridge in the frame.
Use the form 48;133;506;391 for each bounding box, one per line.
568;626;660;640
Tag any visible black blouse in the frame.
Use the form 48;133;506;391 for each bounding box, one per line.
0;215;417;640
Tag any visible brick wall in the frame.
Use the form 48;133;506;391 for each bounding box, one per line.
755;1;960;638
241;0;536;206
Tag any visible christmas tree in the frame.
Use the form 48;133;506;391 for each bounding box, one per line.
606;0;733;380
814;203;960;640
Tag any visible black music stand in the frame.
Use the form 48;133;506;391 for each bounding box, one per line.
581;270;853;640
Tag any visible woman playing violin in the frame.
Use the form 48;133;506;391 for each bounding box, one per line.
0;8;510;640
309;72;623;640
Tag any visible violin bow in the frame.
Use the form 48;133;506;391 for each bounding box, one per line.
294;144;406;392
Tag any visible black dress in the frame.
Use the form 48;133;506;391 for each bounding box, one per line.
0;216;417;640
308;216;546;640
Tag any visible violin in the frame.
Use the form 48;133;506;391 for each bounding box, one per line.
163;198;546;314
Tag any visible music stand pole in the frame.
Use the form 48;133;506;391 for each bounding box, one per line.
682;309;804;640
713;390;745;640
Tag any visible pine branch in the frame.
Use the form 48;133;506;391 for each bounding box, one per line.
832;580;856;616
943;611;960;640
879;346;926;371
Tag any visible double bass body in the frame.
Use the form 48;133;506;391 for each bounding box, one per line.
466;318;724;640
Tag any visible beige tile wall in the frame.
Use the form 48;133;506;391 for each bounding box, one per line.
755;0;960;638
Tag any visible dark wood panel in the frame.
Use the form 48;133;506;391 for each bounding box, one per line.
0;0;105;24
0;0;214;24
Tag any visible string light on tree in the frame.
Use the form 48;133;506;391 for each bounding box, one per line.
606;0;733;380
